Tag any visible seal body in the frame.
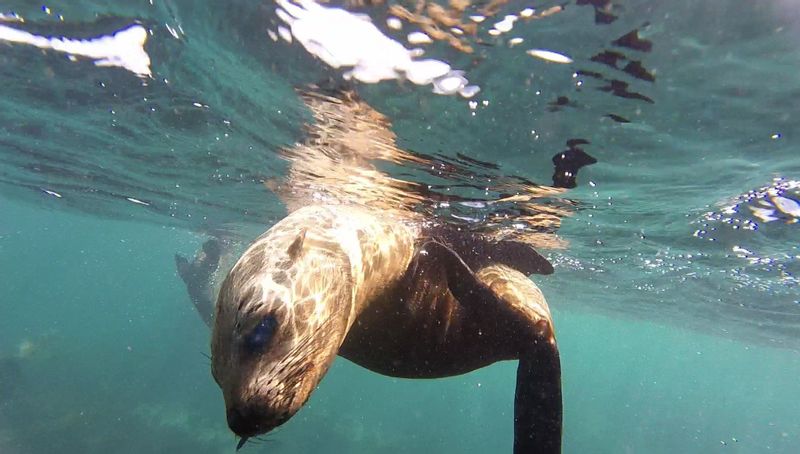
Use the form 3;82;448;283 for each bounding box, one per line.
340;261;554;378
211;203;562;453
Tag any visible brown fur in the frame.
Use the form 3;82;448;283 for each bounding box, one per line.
211;203;558;450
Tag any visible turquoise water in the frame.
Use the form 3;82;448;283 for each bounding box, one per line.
4;198;799;453
2;0;800;453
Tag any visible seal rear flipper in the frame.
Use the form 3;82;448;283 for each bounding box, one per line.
416;240;545;314
175;254;191;282
416;240;504;308
490;240;554;276
175;245;218;328
515;336;562;454
430;227;554;276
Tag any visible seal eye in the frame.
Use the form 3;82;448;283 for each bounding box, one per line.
243;315;278;355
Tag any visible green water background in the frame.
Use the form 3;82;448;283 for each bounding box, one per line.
2;197;798;453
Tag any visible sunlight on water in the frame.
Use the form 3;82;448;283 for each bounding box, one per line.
0;22;151;77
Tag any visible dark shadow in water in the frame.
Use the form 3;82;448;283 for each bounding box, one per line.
552;140;597;189
598;80;655;104
605;113;631;123
577;0;619;24
612;26;654;52
591;50;628;68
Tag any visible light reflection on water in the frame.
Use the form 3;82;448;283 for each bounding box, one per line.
0;21;151;77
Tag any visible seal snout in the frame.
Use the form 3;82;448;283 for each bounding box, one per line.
226;404;287;437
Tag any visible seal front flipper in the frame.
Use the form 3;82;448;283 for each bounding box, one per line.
514;326;562;454
417;242;563;453
475;266;562;454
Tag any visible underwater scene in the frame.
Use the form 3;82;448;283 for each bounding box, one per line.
1;0;799;453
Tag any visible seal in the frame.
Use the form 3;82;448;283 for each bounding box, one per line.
201;87;565;453
211;204;561;453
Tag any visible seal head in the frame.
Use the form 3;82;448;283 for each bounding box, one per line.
211;218;355;438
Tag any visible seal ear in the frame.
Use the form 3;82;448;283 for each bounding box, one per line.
287;229;307;259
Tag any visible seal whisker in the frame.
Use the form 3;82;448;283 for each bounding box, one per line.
236;436;248;451
199;351;211;366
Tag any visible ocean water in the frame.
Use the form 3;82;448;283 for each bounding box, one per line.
1;0;799;453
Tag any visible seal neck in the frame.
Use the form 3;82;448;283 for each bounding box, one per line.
297;205;418;333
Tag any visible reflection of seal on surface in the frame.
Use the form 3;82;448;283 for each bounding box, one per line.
211;205;561;453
